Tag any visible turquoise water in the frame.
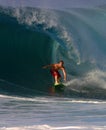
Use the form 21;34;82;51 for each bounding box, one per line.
0;6;106;99
0;5;106;130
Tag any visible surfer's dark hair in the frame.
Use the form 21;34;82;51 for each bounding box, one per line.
59;60;64;64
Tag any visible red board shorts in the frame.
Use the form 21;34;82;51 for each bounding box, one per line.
50;69;61;78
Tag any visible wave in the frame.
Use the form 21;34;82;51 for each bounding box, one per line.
0;94;106;105
0;6;106;99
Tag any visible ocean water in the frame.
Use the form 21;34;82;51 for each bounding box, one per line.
0;95;106;130
0;3;106;130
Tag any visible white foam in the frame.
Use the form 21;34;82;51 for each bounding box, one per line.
0;94;106;105
0;94;49;102
66;69;106;89
1;125;106;130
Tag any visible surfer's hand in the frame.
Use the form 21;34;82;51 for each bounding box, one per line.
42;66;47;69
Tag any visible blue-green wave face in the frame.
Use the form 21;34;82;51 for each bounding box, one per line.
0;6;106;99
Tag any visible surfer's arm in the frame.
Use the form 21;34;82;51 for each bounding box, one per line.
42;64;53;69
61;67;67;81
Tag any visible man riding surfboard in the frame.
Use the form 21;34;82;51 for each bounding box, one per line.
43;60;67;85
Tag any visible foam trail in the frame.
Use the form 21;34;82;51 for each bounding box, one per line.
65;69;106;89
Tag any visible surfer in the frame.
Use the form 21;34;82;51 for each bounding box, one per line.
43;60;66;85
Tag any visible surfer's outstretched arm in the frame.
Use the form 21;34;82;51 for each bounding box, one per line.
42;64;52;69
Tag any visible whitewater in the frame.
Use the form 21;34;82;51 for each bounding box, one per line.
0;95;106;130
0;1;106;130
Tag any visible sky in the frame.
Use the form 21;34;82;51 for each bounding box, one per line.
0;0;106;9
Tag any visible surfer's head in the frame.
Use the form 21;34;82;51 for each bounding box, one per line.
59;60;64;65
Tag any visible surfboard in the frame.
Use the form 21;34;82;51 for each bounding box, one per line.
53;83;65;93
49;83;66;95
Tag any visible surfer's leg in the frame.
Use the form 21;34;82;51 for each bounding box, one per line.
54;75;59;85
57;72;61;84
54;72;61;85
50;69;61;85
57;77;61;83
